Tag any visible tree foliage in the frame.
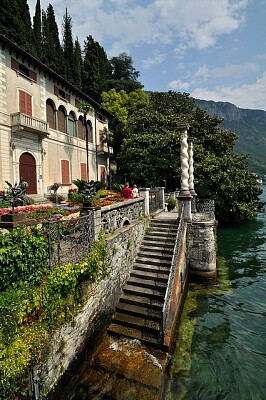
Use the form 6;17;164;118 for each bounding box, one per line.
82;35;111;102
119;91;262;224
42;4;64;75
62;8;75;83
32;0;42;58
106;52;143;93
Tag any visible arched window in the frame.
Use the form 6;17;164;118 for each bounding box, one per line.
58;105;66;133
46;99;56;129
77;116;85;140
67;111;76;136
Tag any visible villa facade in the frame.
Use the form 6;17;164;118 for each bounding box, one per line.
0;34;112;198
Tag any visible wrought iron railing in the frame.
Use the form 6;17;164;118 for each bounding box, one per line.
162;204;185;336
43;211;94;268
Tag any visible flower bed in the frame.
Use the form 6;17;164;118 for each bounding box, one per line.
0;203;80;222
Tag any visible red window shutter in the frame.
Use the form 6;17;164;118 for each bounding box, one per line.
29;70;37;82
19;90;32;116
61;160;70;184
66;94;70;102
80;163;87;181
54;86;60;96
58;108;66;133
11;58;19;71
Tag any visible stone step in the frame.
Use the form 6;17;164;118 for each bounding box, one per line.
107;323;161;348
142;240;175;249
133;262;170;273
123;284;165;301
115;302;162;321
139;246;173;260
149;223;177;232
131;270;169;282
112;312;161;334
127;276;167;291
135;256;172;267
120;293;164;310
145;233;177;242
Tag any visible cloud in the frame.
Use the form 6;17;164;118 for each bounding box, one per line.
142;51;166;69
168;80;191;91
28;0;249;56
212;62;260;78
190;71;266;110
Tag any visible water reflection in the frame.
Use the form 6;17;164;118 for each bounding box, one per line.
165;189;266;400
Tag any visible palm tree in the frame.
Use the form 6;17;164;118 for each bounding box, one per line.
78;101;92;181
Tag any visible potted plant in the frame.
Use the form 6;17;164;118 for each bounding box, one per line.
166;197;177;212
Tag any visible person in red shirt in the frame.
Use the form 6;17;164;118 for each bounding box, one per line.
122;183;132;200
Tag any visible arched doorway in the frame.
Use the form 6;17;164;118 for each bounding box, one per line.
19;152;37;194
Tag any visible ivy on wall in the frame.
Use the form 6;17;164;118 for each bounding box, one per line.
0;228;109;399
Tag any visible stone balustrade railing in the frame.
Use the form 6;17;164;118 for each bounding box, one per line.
100;197;144;234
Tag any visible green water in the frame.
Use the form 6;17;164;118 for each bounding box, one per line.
166;188;266;400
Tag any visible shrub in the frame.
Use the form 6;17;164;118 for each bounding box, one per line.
0;226;49;291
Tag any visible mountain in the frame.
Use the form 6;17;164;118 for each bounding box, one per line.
195;99;266;175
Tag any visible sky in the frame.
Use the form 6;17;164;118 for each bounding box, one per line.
27;0;266;111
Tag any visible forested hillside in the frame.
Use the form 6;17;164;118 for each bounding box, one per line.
195;99;266;175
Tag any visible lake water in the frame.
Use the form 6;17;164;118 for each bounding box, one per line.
165;187;266;400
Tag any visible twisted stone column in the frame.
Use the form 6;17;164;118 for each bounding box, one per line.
180;128;190;196
188;138;197;212
177;126;192;222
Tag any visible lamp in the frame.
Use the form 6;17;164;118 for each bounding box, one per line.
9;140;15;150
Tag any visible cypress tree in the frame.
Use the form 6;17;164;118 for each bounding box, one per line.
42;4;64;76
73;37;82;89
16;0;34;54
0;0;21;43
82;35;111;102
33;0;42;59
62;8;75;83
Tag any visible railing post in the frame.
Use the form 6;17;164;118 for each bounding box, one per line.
138;187;150;215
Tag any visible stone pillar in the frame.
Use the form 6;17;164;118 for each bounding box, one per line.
188;219;217;279
157;187;165;209
188;137;197;213
138;188;150;216
177;127;192;222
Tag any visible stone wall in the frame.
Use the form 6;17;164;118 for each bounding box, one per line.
41;216;149;396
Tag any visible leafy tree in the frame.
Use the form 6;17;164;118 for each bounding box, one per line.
82;35;111;102
118;91;262;224
106;52;143;93
102;88;149;162
62;8;75;83
33;0;42;58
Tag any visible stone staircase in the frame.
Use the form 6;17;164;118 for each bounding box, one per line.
107;217;178;350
